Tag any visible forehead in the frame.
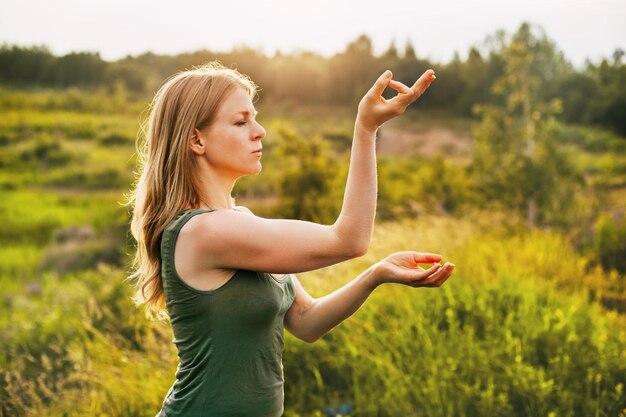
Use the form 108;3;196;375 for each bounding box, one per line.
218;87;255;117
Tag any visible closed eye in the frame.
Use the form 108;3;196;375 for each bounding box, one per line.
233;109;258;126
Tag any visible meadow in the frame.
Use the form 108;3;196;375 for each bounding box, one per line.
1;87;625;417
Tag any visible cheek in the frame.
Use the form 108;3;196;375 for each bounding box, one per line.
203;139;257;172
211;139;246;157
204;129;233;154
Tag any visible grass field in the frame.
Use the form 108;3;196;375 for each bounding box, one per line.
1;88;625;416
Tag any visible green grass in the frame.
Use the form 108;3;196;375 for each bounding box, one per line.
0;190;127;245
286;217;626;417
2;216;625;417
1;87;625;416
286;277;626;417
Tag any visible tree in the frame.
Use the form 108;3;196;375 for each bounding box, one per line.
470;24;581;228
327;34;377;105
383;40;399;60
594;213;626;273
53;52;106;87
404;40;417;60
586;50;626;136
0;44;54;85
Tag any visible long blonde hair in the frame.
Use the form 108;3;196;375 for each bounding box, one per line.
127;62;257;319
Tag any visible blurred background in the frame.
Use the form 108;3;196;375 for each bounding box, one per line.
1;1;625;416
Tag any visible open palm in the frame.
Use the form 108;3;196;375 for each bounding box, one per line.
373;251;455;288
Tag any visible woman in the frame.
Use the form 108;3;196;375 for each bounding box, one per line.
128;62;454;417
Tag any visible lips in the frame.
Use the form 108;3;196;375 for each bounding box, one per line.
252;148;262;154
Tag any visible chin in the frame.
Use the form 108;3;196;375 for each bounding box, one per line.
240;164;262;177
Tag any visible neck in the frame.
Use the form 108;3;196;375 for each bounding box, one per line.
196;165;238;210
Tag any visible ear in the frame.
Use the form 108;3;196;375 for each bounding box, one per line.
189;128;205;156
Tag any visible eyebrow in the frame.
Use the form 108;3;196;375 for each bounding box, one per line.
234;109;258;117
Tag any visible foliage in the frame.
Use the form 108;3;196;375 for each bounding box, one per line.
1;266;174;417
1;34;625;415
377;155;470;219
285;279;626;417
470;27;582;228
284;218;626;417
2;24;625;135
271;122;344;223
593;213;626;274
2;216;626;417
584;51;626;136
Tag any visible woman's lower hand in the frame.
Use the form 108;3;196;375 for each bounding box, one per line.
356;69;436;134
371;251;454;288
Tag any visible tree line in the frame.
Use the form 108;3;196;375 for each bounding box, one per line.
1;23;625;135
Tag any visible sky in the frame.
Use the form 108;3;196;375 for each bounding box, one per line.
1;0;624;68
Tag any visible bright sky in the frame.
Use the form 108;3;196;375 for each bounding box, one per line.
1;0;624;68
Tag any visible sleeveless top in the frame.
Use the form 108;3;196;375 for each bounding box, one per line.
156;208;297;417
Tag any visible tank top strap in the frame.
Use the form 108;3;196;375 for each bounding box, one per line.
177;208;216;224
161;208;216;266
168;208;216;234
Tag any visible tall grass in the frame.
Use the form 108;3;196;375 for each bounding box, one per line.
3;216;624;417
1;88;625;416
285;278;626;417
285;219;626;416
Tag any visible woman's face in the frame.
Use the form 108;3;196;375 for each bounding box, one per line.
198;87;266;179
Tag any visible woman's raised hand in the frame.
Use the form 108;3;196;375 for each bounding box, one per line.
356;69;436;134
371;251;454;288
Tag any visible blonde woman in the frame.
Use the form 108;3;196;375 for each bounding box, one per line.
128;62;454;417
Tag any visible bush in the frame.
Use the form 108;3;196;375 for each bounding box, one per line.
284;274;626;417
0;266;173;417
98;132;132;146
39;225;124;274
43;167;129;189
18;135;73;169
594;213;626;274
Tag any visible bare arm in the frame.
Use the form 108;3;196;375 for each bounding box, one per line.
285;252;454;343
188;70;437;274
334;69;437;248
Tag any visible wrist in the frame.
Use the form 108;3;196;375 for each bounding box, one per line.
354;118;378;138
362;264;382;291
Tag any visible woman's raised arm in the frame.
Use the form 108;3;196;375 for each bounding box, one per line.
185;70;436;274
334;69;436;253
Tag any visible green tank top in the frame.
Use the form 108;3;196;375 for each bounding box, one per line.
157;208;296;417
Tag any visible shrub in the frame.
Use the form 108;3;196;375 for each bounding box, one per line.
39;225;124;275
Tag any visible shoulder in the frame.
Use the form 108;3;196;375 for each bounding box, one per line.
175;206;278;270
183;206;254;231
235;205;254;215
182;209;240;234
180;206;261;243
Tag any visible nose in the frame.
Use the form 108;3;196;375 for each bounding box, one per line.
253;120;265;141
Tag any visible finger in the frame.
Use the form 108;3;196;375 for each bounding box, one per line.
408;262;442;281
417;264;447;283
411;263;449;286
424;272;452;287
368;70;393;97
388;79;412;95
387;79;415;106
410;69;436;98
427;267;454;287
411;252;443;264
420;263;455;287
